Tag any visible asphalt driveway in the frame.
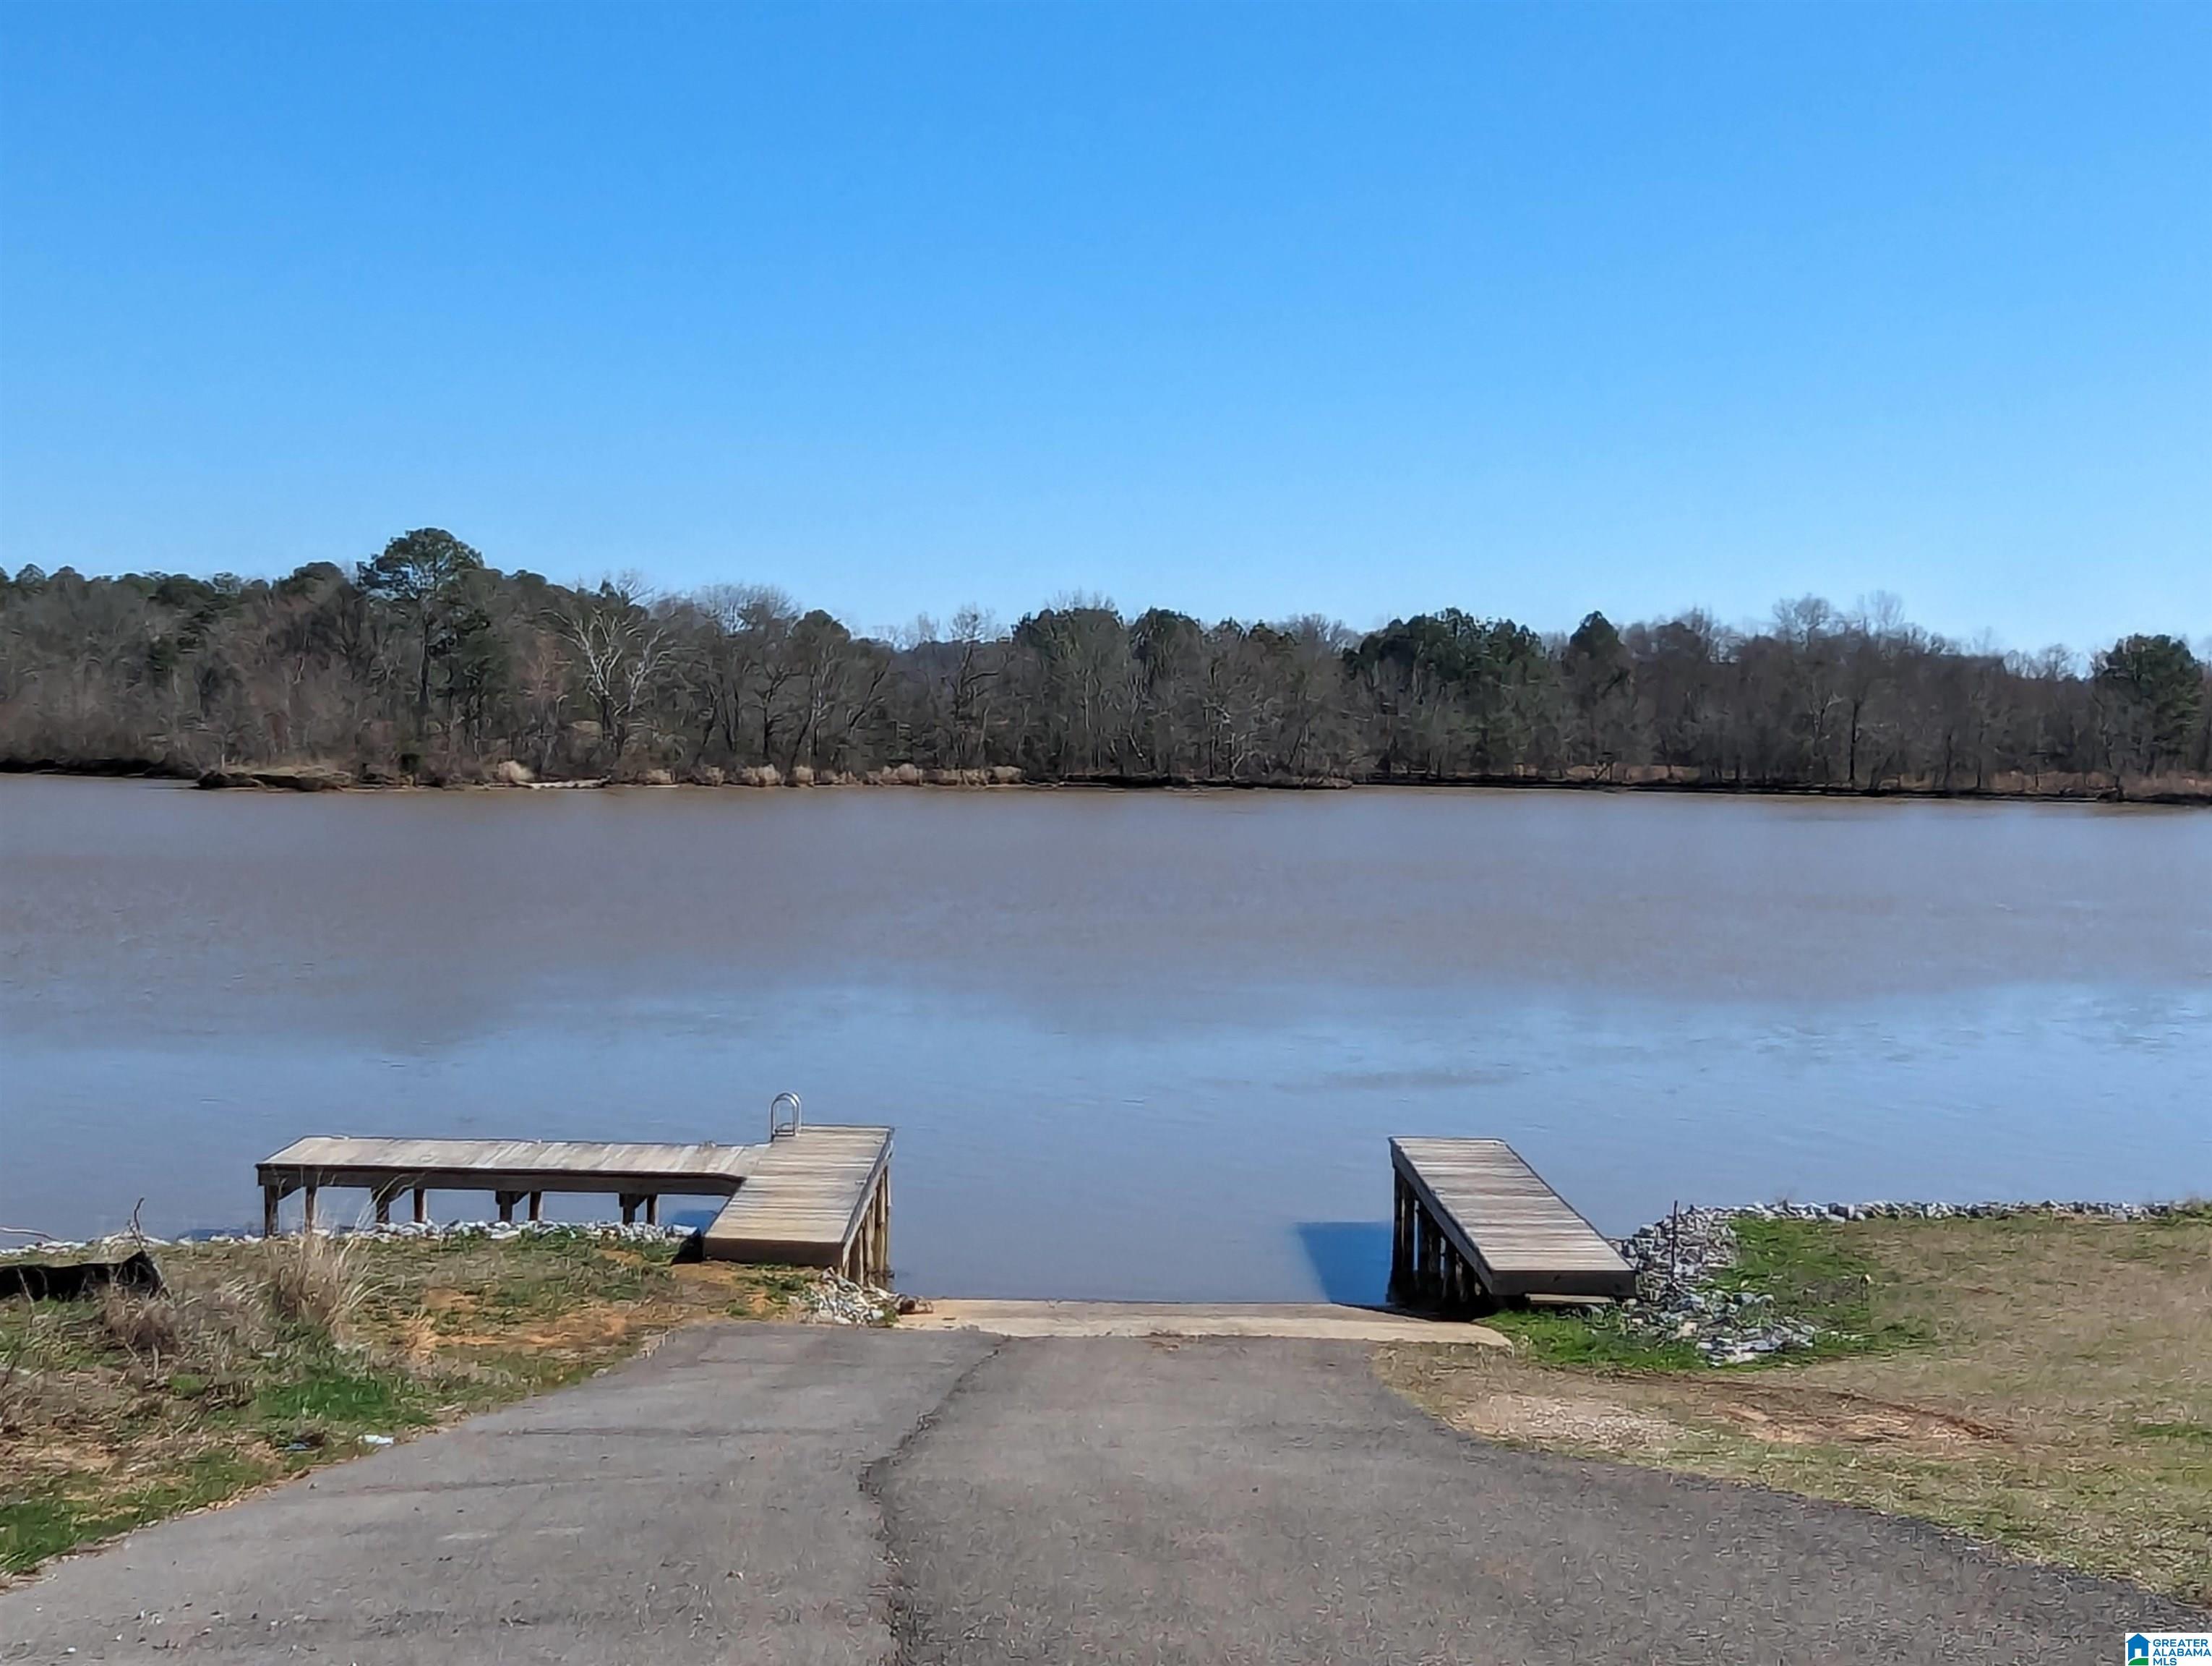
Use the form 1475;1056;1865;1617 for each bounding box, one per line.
2;1325;2199;1663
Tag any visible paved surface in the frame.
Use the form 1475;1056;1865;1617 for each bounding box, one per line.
908;1299;1511;1344
4;1328;2201;1664
1;1327;994;1665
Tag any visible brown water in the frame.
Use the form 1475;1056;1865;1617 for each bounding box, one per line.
3;777;2207;1299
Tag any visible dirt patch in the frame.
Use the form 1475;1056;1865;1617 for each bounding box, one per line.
1447;1388;1682;1453
1704;1388;2002;1448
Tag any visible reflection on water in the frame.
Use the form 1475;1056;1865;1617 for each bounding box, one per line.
3;777;2207;1299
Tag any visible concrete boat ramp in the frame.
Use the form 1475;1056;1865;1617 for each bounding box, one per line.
910;1299;1511;1344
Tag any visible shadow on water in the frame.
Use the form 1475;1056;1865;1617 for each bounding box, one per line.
1295;1221;1392;1307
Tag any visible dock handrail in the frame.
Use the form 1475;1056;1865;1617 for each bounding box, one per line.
769;1091;803;1140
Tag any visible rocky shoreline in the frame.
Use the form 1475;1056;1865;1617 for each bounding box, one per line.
1609;1207;1812;1365
1603;1197;2200;1365
0;1219;699;1257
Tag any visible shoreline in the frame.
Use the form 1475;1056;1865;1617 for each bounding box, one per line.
7;756;2209;806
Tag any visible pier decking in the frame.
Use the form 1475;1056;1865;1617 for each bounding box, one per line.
703;1124;893;1278
257;1125;893;1281
1389;1137;1634;1308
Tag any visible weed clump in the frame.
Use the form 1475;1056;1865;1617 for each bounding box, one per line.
265;1232;364;1335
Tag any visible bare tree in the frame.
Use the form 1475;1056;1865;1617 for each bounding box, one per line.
4;544;2205;800
549;576;674;767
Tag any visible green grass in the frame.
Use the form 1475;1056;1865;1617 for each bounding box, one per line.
2131;1420;2212;1448
2;1453;270;1574
1705;1217;1934;1359
1485;1216;1934;1373
1480;1309;1702;1370
252;1357;435;1434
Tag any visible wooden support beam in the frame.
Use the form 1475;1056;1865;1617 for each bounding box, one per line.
528;1191;544;1223
644;1195;658;1226
413;1187;427;1225
497;1192;520;1224
264;1184;280;1239
1390;1175;1410;1297
302;1184;319;1233
1408;1187;1422;1299
1408;1202;1423;1298
373;1186;396;1226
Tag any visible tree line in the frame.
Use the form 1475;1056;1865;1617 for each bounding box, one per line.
2;529;2205;798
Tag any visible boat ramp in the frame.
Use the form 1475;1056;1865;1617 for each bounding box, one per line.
261;1114;1626;1312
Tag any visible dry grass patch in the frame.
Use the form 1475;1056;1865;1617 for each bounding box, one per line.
1380;1208;2212;1605
1;1230;810;1577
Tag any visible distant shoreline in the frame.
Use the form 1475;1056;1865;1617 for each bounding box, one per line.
7;756;2209;806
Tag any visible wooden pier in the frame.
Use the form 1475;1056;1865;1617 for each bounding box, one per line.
1389;1137;1634;1310
257;1122;894;1283
703;1124;893;1281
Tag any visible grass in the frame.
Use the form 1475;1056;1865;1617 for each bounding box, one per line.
0;1229;810;1577
1379;1206;2212;1605
1478;1307;1703;1370
1480;1217;1930;1372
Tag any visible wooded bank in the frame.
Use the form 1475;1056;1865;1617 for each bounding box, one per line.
4;531;2205;798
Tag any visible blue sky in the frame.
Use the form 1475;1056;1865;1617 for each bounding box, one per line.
1;2;2205;649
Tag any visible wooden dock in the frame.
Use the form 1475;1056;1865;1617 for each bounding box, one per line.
1389;1137;1634;1310
702;1124;893;1280
257;1124;894;1282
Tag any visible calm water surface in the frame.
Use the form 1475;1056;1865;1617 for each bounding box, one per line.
3;777;2207;1300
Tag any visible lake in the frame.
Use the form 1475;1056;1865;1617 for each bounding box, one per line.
2;777;2206;1301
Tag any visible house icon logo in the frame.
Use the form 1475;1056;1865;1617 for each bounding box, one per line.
2127;1637;2151;1663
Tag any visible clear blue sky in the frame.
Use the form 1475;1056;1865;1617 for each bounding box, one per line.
2;2;2205;650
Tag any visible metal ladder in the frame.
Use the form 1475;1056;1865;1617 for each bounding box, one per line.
768;1091;803;1140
